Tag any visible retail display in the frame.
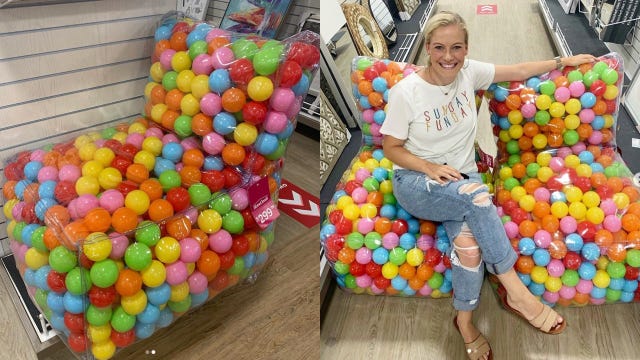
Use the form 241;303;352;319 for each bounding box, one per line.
1;11;319;360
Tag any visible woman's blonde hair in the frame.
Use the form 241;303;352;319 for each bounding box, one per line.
423;10;468;46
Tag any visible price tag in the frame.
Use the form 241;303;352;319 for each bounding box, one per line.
247;176;280;229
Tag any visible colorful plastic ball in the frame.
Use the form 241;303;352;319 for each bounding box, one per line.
600;67;619;85
253;47;281;75
209;69;231;93
222;210;244;234
247;76;274;102
124;242;152;271
165;261;188;285
254;133;279;155
197;209;222;233
212;46;235;69
278;60;303;88
89;259;119;288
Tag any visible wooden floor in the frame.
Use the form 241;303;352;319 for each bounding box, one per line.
0;131;320;360
322;0;640;359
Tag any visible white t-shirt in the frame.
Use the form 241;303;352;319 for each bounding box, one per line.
380;59;495;174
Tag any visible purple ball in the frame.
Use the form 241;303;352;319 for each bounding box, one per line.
269;88;295;112
192;54;214;75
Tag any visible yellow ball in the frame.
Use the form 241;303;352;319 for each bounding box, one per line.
530;266;549;284
24;247;49;270
564;114;580;130
180;93;200;116
551;201;569;218
612;192;630;209
508;124;523;139
544;276;563;292
149;62;165;83
335;196;354;210
144;81;158;100
549;102;565;118
128;122;148;134
535;94;552;110
586;206;605;224
510;186;527;201
564;185;583;203
498;130;512;143
78;143;98;161
6;221;16;241
233;122;258;146
93;147;115;167
582;191;601;208
379;180;393;194
575;164;592;178
4;199;19;220
98;167;122;190
603;84;619;100
83;232;112;262
171;51;192;73
75;176;100;196
596;256;609;270
141;259;167;287
603;114;614;128
247;76;274;102
379;158;393;169
536;152;552;167
342;203;361;221
191;74;210;99
87;324;111;344
592;269;611;288
176;69;196;93
519;194;536;212
150;103;168;123
564;98;582;114
508;110;523;125
134;150;156;171
121;290;148;315
364;158;379;171
82;160;104;178
360;203;378;219
381;262;399;279
536;166;554;182
91;339;116;360
499;166;513;181
532;133;548;149
112;132;127;144
406;248;424;266
142;136;164;156
170;282;190;302
568;201;587;220
74;134;93;148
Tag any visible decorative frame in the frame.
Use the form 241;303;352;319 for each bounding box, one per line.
341;3;389;59
220;0;293;39
362;0;397;45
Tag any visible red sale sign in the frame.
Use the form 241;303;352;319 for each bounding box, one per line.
477;4;497;15
278;179;320;228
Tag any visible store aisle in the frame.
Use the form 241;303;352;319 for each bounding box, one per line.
321;1;640;359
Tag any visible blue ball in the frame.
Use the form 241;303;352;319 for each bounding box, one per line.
373;110;386;124
209;69;231;93
277;122;295;140
528;281;546;296
135;322;156;339
23;161;43;181
372;247;389;265
591;115;605;130
36;198;57;222
153;157;176;176
372;167;388;182
444;268;452;282
565;233;584;252
243;252;256;268
255;252;269;266
24;268;36;286
399;233;416;250
590;162;604;173
526;77;542;92
498;117;511;130
407;218;420;234
391;275;407;291
254;133;279;155
49;312;67;332
14;179;31;200
213;112;237;135
396;206;413;221
291;73;310;97
518;272;532;286
63;292;88;314
402;287;416;296
47;292;66;314
332;190;347;203
620;291;634;303
320;224;336;240
186;31;205;48
21;224;40;247
137;303;161;324
162;142;184;163
590;285;606;299
372;77;388;92
34;265;51;291
146;282;171;306
580;92;597;108
383;89;389;102
518;237;536;256
581;242;600;261
608;278;625;291
359;96;371;109
154;25;172;41
156;307;174;328
578;262;596;280
550;191;567;203
38;180;57;199
203;156;224;171
578;150;594;164
379;204;396;219
532;248;551;266
439;279;453;294
190;290;209;308
493;86;509;102
622;279;638;293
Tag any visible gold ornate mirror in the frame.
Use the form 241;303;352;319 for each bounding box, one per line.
341;3;389;59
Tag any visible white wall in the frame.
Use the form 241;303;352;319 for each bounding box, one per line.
0;0;175;255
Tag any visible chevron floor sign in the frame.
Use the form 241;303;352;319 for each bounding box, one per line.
278;179;320;228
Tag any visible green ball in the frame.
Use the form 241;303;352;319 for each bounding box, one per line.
563;129;579;146
362;177;380;192
503;177;520;191
159;170;182;192
334;260;350;275
583;70;599;87
567;69;583;83
560;269;579;287
605;288;621;302
364;232;382;249
30;226;48;252
265;140;287;161
188;40;208;59
252;47;281;76
65;267;92;295
49;246;78;273
264;230;275;246
162;71;178;91
534;110;551;126
600;68;619;85
111;305;136;332
357;58;373;71
606;261;626;278
388;247;406;266
526;163;541;178
625;249;640;267
427;271;444;289
35;288;49;309
209;193;232;215
86;304;113;326
361;123;371;135
261;39;282;50
604;165;620;178
507;154;521;167
124;242;152;271
539;80;556;96
506;140;520;155
346;232;365;250
222;210;244;234
231;38;259;60
500;215;511;224
168;295;192;313
344;274;357;289
135;221;161;247
188;183;212;206
592;61;609;75
12;222;26;243
383;193;397;205
173;115;193;138
89;259;119;288
227;256;244;275
101;127;117;139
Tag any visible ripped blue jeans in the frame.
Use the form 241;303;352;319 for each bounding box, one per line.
392;169;517;311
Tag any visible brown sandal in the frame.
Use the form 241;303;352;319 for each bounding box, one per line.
498;287;566;335
453;317;493;360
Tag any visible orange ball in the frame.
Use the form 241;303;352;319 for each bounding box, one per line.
627;202;640;217
125;163;150;184
196;250;221;277
221;87;246;113
520;88;536;103
366;191;383;207
592;100;607;115
357;80;373;96
358;150;372;162
621;186;639;203
576;123;593;140
496;189;512;205
154;40;171;59
607;242;627;262
3;180;16;199
408;277;425;291
547;117;565;134
573;291;590;305
351;70;364;84
182;148;205;168
553;76;569;88
23;183;40;203
622;213;640;232
594;229;613;248
398;263;416;279
165;89;184;111
111;207;139;234
148;198;175;222
221;143;246;166
511;163;526;179
84;207;112;233
191;113;213;136
139;178;164;201
541;214;559;233
505;94;522;110
338;247;355;264
518;220;538;238
62;220;90;250
150;85;166;105
523;122;539;138
374;217;392;234
518;136;533;151
420;221;437;235
165;215;191;240
115;269;143;297
532;201;551;219
207;37;230;53
627;230;640;249
516;255;534;274
548;240;567;259
606;177;624;193
179;165;202;186
416;263;434;281
45;204;71;228
368;92;384;107
590;172;608;188
169;31;188;51
523;178;543;195
43;227;63;250
161;109;180;130
547;133;564;148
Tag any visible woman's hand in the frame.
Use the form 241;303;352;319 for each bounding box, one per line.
424;162;464;184
562;54;598;67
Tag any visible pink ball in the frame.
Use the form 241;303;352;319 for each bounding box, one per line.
357;218;375;234
557;147;573;159
416;234;434;250
11;201;25;221
165;260;188;285
109;232;128;259
30;149;46;162
554;87;571;102
569;81;586;97
183;207;199;225
382;232;399;249
209;229;232;253
418;284;433;296
504;221;519;238
570;142;587;154
67;199;79;220
187;271;208;294
549;157;565;172
181;137;200;150
403;68;415;77
542;290;560;304
58;164;81;183
533;230;552;248
200;93;222;116
559;285;576;299
205;28;230;43
533;187;550;202
269;88;295;112
603;214;621;232
521;103;536;118
362;109;375;124
202;132;225;155
192;54;214;75
355;274;372;288
370;123;381;137
351;187;368;204
37;166;58;183
579;108;595;123
16;244;29;264
285;96;303;119
548;69;563;79
370;284;385;294
559;216;577;234
175;163;184;172
434;260;446;273
496;207;504;217
162;133;180;145
229;188;249;210
180;237;202;263
546;259;565;277
99;189;125;213
355;247;372;264
588;130;602;145
145;128;164;139
94;139;106;148
355;168;370;183
599;198;617;215
590;297;606;305
212;47;234;69
263;111;288;134
159;49;177;71
126;133;145;148
576;278;593;294
75;194;99;218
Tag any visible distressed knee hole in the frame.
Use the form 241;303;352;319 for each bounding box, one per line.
453;237;482;271
472;192;492;207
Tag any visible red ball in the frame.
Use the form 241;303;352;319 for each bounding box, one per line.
229;58;255;85
391;219;408;235
166;187;191;212
218;250;236;270
63;312;85;333
79;251;95;269
324;233;345;252
242;153;266;174
21;202;37;223
502;199;519;216
510;208;529;225
111;155;132;176
563;251;582;270
242;101;268;125
201;170;226;193
111;329;136;348
576;221;596;241
278;60;303;88
424;248;442;267
590;80;606;97
546;176;564;192
373;275;390;290
334;215;353;235
604;99;617;113
365;262;382;278
363;67;379;81
596;184;614;199
4;162;23;181
373;60;388;74
349;261;366;276
119;143;140;159
495;102;510;117
117;180;138;197
240;208;258;230
54;180;78;205
102;139;122;153
343;180;362;195
286;42;320;69
68;332;88;353
625;264;640;280
222;167;242;188
231;235;250;256
573;176;592;193
47;270;67;293
88;285;117;307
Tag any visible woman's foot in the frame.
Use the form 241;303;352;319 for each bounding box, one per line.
454;316;492;360
504;292;565;334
